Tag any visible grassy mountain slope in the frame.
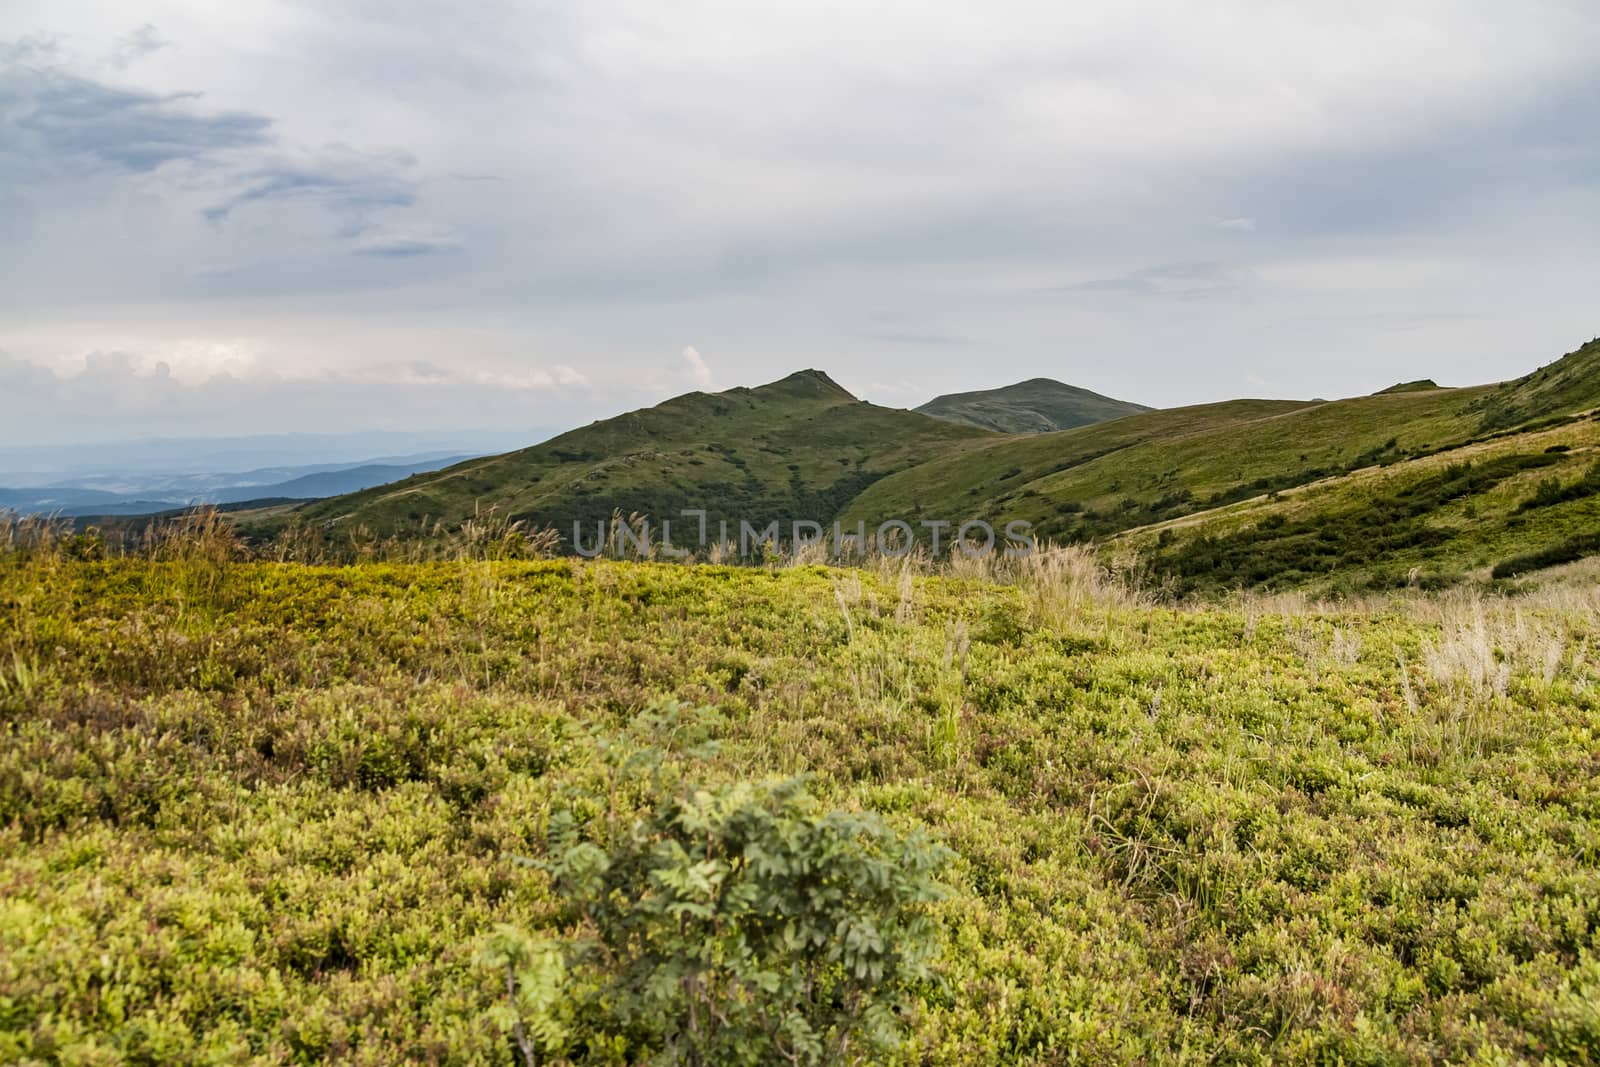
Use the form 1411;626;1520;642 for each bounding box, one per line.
280;337;1600;586
850;339;1600;556
289;370;988;541
915;378;1152;433
1469;336;1600;431
1122;407;1600;594
844;387;1493;538
845;399;1310;527
1090;338;1600;593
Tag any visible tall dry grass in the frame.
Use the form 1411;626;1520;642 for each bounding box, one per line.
0;512;72;561
789;539;1147;618
0;505;565;567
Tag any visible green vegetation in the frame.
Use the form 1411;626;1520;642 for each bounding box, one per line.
1121;408;1600;594
1519;461;1600;512
281;372;987;550
914;378;1151;434
14;337;1600;1061
845;387;1486;544
248;337;1600;595
487;710;948;1066
1492;534;1600;579
1471;337;1600;432
8;518;1600;1063
843;399;1310;523
1142;453;1567;596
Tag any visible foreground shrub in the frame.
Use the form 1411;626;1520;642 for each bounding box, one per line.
484;773;950;1066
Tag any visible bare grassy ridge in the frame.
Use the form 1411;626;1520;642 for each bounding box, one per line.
4;519;1600;1063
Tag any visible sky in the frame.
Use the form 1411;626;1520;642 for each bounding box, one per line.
2;1;1598;447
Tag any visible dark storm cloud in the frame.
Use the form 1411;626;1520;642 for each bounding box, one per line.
0;65;272;175
0;41;440;255
201;152;419;224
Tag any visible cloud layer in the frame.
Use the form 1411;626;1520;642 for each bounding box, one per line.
0;348;597;445
2;1;1598;443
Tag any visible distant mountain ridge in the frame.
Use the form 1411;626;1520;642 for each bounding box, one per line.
915;378;1151;433
250;336;1600;588
281;369;987;544
0;456;475;517
849;335;1600;590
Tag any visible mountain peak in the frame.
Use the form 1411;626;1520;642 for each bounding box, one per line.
916;377;1151;434
1375;379;1441;395
745;369;857;403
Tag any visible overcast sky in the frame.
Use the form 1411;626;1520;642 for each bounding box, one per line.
3;1;1598;446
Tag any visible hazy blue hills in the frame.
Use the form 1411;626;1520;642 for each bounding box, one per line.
0;456;476;517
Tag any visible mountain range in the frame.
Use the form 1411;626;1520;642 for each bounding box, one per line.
259;337;1600;591
283;370;986;538
16;336;1597;592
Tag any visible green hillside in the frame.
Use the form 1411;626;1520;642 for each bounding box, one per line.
277;337;1600;589
1121;406;1600;595
845;387;1493;539
915;378;1151;433
846;340;1600;561
1085;338;1600;594
285;370;988;546
1470;336;1600;431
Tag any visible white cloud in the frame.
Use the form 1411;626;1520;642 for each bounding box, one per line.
0;348;602;443
1212;216;1257;232
682;345;713;388
349;223;462;259
472;365;588;390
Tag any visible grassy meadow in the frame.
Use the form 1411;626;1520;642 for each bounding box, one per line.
5;517;1600;1064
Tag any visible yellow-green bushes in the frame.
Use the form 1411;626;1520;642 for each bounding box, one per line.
4;554;1600;1062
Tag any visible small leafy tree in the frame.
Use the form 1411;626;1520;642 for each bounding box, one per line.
478;928;575;1065
483;704;950;1066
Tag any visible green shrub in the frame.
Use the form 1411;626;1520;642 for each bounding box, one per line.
1492;532;1600;578
1517;461;1600;512
488;774;949;1065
